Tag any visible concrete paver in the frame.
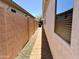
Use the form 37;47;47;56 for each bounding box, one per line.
15;27;42;59
29;27;42;59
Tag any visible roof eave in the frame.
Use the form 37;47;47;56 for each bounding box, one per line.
1;0;35;18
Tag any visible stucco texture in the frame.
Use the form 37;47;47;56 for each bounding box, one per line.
0;7;38;59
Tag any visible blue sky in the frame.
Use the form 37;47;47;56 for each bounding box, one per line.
13;0;42;17
57;0;73;14
12;0;73;16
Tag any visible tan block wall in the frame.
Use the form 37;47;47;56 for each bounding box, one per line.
0;7;8;59
35;21;38;31
28;17;35;38
6;12;29;59
0;7;38;59
43;0;79;59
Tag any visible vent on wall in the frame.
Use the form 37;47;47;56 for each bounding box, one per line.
11;9;16;13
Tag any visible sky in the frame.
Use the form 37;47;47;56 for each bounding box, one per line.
13;0;42;17
57;0;73;14
12;0;73;16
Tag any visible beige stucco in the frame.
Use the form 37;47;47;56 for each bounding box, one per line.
43;0;79;59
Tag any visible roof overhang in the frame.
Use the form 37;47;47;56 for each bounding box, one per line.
1;0;35;18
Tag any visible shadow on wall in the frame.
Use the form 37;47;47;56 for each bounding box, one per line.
41;27;53;59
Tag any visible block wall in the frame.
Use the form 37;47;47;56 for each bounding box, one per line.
0;7;38;59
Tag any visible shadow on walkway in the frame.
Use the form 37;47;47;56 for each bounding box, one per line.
41;27;53;59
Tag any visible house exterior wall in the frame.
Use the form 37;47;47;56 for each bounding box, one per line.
0;1;26;17
0;6;38;59
55;9;72;43
43;0;79;59
0;1;8;10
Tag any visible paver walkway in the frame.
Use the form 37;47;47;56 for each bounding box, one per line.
15;27;42;59
29;27;42;59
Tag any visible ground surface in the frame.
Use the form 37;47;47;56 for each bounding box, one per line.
15;27;42;59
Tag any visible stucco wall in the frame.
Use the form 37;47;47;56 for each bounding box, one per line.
0;1;26;17
0;7;38;59
43;0;79;59
71;0;79;59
